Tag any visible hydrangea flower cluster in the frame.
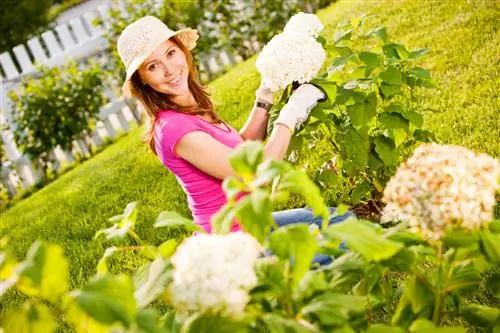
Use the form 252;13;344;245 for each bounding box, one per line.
383;143;500;241
169;232;262;317
380;203;409;224
256;12;326;92
284;12;324;38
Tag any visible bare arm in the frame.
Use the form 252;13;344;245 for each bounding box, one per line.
175;123;292;180
238;104;269;141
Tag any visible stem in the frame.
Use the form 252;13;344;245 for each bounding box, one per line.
128;230;143;245
117;245;146;252
432;242;444;325
283;260;294;316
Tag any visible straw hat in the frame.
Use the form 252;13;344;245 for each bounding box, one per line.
117;16;199;96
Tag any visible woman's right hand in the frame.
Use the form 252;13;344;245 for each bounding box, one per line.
275;84;326;133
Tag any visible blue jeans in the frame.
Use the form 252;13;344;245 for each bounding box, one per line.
272;207;353;266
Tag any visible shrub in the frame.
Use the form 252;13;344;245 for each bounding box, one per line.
8;60;107;180
267;18;436;215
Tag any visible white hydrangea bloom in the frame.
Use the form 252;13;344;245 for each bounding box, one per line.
383;144;500;241
256;33;326;92
380;203;409;224
284;12;324;38
169;232;261;317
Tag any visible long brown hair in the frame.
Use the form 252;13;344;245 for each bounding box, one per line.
129;35;222;156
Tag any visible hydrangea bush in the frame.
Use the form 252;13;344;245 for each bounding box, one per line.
262;13;437;216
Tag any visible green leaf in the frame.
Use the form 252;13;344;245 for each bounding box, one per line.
2;302;57;333
368;152;384;171
262;313;318;333
374;135;398;165
235;189;274;243
325;220;403;261
367;324;405;333
161;310;180;332
278;170;329;229
387;231;426;246
401;110;424;128
479;230;500;264
486;270;500;299
409;319;435;332
293;270;329;302
222;177;246;202
409;48;429;59
442;229;479;248
380;66;403;85
96;246;117;275
367;26;388;43
351;180;371;204
359;52;381;67
383;43;409;59
134;308;170;333
410;67;431;79
17;241;69;303
269;224;318;288
300;293;367;326
134;258;172;309
413;129;436;142
310;78;337;108
380;83;402;98
254;158;292;188
181;313;248;333
334;29;353;43
158;239;178;259
154;211;201;232
347;92;377;131
211;203;237;234
461;304;500;327
447;261;482;292
392;276;434;326
379;112;409;147
229;140;264;181
73;274;137;327
489;220;500;233
339;126;370;174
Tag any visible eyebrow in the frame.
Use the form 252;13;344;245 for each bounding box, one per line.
143;46;173;68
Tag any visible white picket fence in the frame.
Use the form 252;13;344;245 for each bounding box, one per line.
0;2;253;196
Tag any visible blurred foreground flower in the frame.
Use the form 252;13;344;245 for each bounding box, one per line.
383;143;500;241
256;12;326;92
169;232;261;316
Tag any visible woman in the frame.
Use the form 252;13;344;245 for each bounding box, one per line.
117;16;352;253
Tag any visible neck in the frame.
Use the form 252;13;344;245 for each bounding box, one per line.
171;92;196;107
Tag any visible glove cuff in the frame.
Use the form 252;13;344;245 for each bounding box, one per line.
275;100;299;133
255;86;274;104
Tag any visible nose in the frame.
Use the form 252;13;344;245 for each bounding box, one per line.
162;60;175;78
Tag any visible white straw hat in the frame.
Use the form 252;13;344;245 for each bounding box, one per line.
117;16;199;96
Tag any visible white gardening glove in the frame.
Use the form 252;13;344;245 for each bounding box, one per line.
275;84;326;132
255;79;275;104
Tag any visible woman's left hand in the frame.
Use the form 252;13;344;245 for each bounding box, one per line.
255;79;274;104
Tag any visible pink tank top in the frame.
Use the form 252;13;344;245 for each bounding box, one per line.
154;110;243;233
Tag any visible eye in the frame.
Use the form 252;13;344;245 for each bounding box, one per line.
168;49;176;57
148;63;158;72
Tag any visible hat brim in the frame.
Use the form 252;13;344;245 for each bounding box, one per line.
121;28;199;97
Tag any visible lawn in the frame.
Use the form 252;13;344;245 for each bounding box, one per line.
1;0;499;321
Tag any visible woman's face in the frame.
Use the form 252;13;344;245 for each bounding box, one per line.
138;39;190;97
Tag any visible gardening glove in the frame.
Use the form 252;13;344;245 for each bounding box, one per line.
255;79;275;104
275;84;326;133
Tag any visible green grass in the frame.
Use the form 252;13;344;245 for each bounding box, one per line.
1;0;499;323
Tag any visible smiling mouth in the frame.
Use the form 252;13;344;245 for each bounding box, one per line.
168;72;183;85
